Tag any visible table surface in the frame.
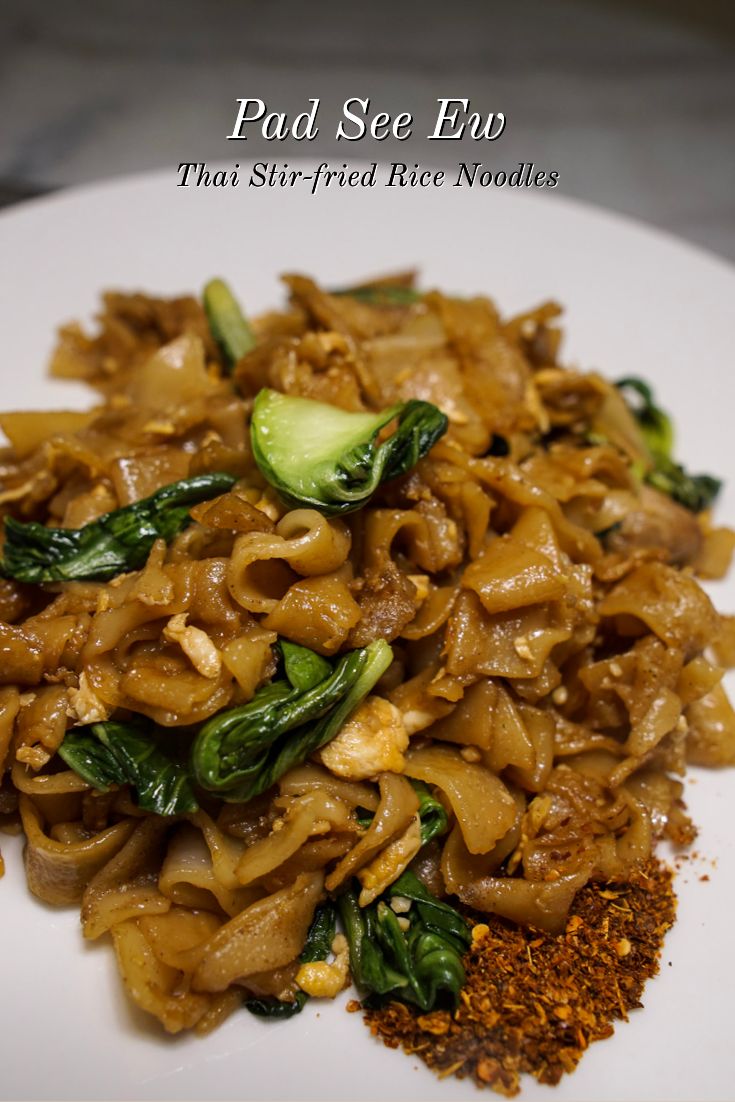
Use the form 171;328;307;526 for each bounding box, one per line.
1;0;734;262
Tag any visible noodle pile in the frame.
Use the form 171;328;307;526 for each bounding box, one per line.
1;273;734;1047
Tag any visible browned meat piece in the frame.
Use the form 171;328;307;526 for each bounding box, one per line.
347;567;419;646
605;485;702;565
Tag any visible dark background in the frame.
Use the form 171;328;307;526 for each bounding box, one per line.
1;0;733;259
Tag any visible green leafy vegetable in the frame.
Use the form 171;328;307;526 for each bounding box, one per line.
191;639;393;803
243;991;308;1020
250;389;449;516
411;780;449;845
245;901;337;1019
58;720;198;815
616;378;673;457
338;870;470;1012
0;472;236;583
616;377;721;512
203;278;256;367
279;639;332;692
356;780;448;845
646;463;721;513
299;899;338;963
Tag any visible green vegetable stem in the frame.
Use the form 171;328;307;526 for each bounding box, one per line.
338;870;470;1012
250;389;449;516
245;901;338;1019
203;278;256;368
191;639;393;803
0;472;236;583
58;720;198;815
616;377;721;512
412;781;449;846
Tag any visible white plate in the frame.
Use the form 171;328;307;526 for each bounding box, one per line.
1;165;734;1102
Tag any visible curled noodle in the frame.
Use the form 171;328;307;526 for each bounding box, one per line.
227;510;351;613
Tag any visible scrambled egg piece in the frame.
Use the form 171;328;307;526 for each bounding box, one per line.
67;671;112;724
407;574;430;602
163;613;222;679
295;934;349;999
401;706;441;735
316;696;408;781
16;745;51;769
357;814;422;906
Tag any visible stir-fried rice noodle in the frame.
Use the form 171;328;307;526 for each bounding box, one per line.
0;273;733;1036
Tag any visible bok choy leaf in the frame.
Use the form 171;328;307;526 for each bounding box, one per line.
338;870;470;1012
616;377;721;512
0;472;236;583
191;638;393;803
58;720;198;815
412;780;449;846
250;389;448;515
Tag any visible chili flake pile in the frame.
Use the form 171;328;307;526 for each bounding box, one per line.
362;860;676;1096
